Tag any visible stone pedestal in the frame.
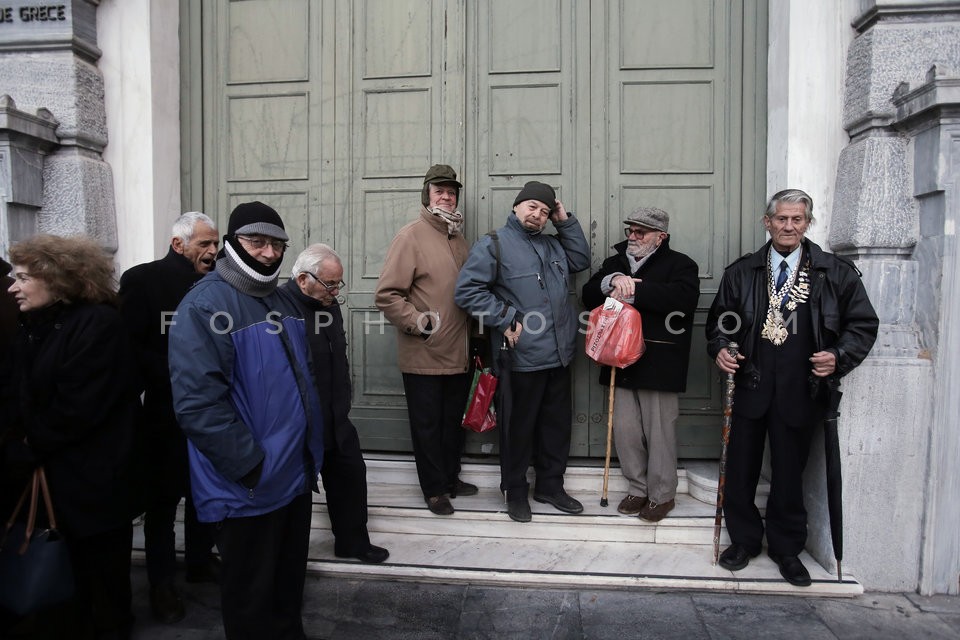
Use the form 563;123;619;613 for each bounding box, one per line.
0;0;116;250
0;96;59;255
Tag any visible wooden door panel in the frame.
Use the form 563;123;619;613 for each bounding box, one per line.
338;0;466;449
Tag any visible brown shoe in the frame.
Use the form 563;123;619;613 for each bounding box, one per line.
426;495;454;515
617;494;648;515
638;498;675;522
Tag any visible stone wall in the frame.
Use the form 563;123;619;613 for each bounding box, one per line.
0;0;116;251
811;0;960;594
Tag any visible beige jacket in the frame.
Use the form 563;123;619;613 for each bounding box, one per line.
375;207;471;375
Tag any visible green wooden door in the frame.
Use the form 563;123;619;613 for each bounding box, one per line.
183;0;766;458
585;0;767;457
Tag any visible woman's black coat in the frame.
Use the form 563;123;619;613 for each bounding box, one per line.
7;302;142;538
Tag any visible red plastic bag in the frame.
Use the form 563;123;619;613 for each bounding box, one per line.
462;356;498;432
585;297;645;368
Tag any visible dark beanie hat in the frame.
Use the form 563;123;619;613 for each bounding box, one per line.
513;181;556;211
227;201;289;241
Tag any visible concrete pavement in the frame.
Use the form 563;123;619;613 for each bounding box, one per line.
128;564;960;640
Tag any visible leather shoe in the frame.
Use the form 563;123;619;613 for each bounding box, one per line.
149;582;185;624
426;495;454;515
617;494;648;515
718;544;759;571
335;544;390;564
638;498;675;522
533;490;583;514
448;479;478;498
768;552;812;587
185;556;221;584
507;499;532;522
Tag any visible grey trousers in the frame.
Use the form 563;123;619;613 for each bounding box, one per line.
612;387;679;502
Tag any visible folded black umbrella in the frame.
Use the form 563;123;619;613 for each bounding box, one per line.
494;337;513;500
824;385;844;582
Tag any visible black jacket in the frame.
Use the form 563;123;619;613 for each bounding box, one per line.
581;237;700;392
705;239;879;398
281;281;356;450
118;249;204;498
119;248;204;427
8;302;142;538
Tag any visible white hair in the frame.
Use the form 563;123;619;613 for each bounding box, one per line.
172;211;217;244
292;243;342;276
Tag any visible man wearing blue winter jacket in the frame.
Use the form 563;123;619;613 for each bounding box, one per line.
169;201;324;640
455;181;590;523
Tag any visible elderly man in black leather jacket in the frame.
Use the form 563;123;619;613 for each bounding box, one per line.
706;188;878;587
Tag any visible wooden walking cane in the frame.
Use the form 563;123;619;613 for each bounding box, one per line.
600;368;617;507
713;342;739;564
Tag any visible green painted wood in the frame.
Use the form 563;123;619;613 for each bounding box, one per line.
183;0;767;459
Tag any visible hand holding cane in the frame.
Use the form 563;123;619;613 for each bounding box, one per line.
713;342;739;565
600;368;617;507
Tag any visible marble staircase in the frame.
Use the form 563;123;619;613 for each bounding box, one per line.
301;456;863;597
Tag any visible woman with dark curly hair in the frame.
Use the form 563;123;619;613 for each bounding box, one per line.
4;234;141;639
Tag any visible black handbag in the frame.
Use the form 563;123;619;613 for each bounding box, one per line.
0;466;75;615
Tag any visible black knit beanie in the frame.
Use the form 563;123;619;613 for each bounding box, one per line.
227;201;289;241
215;201;287;297
512;181;556;211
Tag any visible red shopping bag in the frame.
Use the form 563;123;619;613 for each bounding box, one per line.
585;297;645;368
462;356;498;433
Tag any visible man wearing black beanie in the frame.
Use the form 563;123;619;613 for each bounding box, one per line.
455;181;591;522
170;201;325;639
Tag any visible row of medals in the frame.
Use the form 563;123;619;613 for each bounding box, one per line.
760;252;811;346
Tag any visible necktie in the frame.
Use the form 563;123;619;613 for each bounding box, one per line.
776;260;788;292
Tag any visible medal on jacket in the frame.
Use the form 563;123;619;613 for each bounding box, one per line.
760;249;809;346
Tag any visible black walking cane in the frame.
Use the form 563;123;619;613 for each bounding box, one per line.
713;342;739;565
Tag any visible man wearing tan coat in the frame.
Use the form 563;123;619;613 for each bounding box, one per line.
375;164;476;515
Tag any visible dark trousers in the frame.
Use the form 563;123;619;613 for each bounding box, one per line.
30;524;134;640
501;366;572;500
401;372;471;499
213;492;313;640
320;427;371;557
723;403;815;556
143;489;214;586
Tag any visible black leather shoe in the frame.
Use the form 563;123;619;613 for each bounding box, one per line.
448;479;478;498
507;499;532;522
185;556;222;584
768;552;812;587
335;545;390;564
426;495;454;515
718;544;759;571
150;583;185;624
533;490;584;514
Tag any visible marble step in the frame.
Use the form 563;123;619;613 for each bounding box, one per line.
303;529;863;597
302;458;857;596
135;458;859;598
361;455;769;508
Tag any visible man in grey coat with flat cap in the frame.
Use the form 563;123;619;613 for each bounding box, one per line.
582;207;699;523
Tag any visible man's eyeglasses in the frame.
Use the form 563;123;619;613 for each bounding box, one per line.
624;227;657;239
236;234;288;252
307;272;345;292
